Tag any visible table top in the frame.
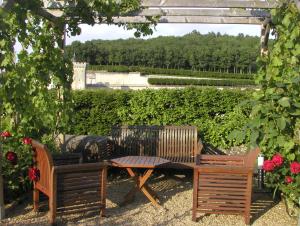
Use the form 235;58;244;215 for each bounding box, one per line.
110;156;171;168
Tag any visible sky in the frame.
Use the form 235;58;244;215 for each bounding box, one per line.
65;24;262;45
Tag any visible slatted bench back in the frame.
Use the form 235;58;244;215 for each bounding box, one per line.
111;125;199;163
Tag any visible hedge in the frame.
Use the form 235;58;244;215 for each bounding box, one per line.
148;78;255;87
87;65;254;80
68;88;253;149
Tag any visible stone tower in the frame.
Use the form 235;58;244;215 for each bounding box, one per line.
72;62;86;90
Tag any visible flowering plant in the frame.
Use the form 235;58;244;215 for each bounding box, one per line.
263;153;300;217
1;131;34;200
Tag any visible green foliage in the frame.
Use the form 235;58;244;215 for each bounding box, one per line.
69;89;132;135
1;135;32;201
68;88;252;149
244;1;300;209
88;65;254;79
0;0;155;200
67;32;260;74
148;78;255;87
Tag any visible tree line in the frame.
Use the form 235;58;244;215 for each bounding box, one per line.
66;31;261;74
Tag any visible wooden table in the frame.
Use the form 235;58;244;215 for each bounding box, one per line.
110;156;170;206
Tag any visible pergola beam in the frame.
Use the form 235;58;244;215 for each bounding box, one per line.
260;18;271;56
114;16;263;24
141;0;279;9
133;8;270;17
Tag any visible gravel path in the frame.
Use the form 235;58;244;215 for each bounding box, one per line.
1;170;298;226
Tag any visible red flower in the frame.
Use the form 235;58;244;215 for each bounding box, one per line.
272;153;284;167
263;160;275;172
285;176;294;184
1;131;12;137
28;167;40;182
290;162;300;174
5;151;18;165
22;137;32;145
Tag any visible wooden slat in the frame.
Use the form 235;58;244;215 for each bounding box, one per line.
197;189;247;196
58;201;103;210
58;198;101;208
113;15;263;24
58;171;99;180
141;0;279;9
134;8;270;17
193;127;197;162
57;194;101;206
58;189;100;200
57;183;100;192
198;178;247;185
197;198;246;204
58;176;99;185
57;203;103;215
54;162;107;173
196;205;245;211
199;183;247;189
199;173;248;178
197;194;247;200
198;186;247;192
197;203;246;209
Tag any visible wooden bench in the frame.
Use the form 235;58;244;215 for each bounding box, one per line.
109;125;203;168
192;148;260;225
31;140;107;225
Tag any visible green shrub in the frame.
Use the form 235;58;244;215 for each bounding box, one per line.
68;88;252;149
87;65;254;80
148;78;255;87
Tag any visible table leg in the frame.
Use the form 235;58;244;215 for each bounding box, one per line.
139;169;160;206
122;168;160;206
120;168;139;206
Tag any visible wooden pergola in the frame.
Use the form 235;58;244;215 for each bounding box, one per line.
0;0;300;220
42;0;300;55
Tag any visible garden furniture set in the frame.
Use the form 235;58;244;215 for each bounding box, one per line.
31;125;259;225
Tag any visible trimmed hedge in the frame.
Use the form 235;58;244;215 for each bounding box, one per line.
87;65;254;80
148;78;255;87
68;88;252;149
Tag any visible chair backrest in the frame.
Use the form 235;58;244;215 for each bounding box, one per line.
111;125;198;162
196;147;260;168
32;140;54;195
157;126;198;162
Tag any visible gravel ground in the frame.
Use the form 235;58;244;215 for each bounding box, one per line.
1;170;298;226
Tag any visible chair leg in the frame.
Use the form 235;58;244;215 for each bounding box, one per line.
192;210;197;222
245;213;250;225
100;207;106;217
33;188;39;212
49;197;56;225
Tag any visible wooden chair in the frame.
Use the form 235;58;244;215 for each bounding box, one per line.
31;140;107;225
192;148;260;225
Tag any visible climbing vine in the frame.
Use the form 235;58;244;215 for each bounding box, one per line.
0;0;155;197
249;1;300;213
